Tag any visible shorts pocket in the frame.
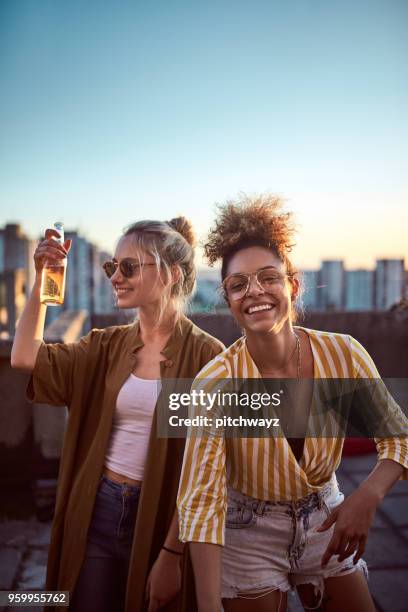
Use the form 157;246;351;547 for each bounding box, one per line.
226;503;257;529
321;491;344;518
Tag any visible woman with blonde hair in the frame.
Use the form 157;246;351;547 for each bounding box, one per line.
11;217;224;612
177;194;408;612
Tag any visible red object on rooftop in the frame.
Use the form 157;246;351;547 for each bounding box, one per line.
343;438;376;456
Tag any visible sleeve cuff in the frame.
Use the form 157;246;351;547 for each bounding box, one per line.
179;523;224;546
26;343;49;404
377;442;408;480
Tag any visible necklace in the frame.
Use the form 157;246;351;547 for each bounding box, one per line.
258;333;301;380
259;334;304;456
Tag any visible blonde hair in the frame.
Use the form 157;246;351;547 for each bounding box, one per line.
122;217;196;326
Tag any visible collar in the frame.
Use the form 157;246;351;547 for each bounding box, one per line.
127;314;194;359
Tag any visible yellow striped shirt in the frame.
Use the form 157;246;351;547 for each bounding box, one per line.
177;326;408;545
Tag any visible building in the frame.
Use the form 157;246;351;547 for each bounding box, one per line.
0;225;31;334
0;223;120;331
345;270;374;311
191;268;224;313
191;278;223;312
64;231;94;313
375;259;404;310
318;260;345;311
0;224;29;273
301;270;319;311
44;231;116;325
93;248;115;313
0;269;27;336
26;240;37;294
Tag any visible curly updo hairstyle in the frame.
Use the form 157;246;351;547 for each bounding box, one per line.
122;216;196;324
204;193;301;319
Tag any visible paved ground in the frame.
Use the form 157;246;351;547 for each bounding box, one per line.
0;518;50;612
1;453;407;611
289;454;408;612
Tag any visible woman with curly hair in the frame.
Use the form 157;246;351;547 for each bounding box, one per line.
177;194;408;612
11;217;224;612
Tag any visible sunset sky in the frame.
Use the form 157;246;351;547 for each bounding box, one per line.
1;0;407;269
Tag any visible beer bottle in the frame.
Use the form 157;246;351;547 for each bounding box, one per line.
40;222;67;305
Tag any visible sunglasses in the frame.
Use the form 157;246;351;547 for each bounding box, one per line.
222;267;292;301
102;259;157;279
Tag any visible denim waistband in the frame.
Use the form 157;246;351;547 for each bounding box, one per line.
228;476;338;514
98;474;141;499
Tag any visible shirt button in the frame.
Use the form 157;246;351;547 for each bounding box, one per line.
164;359;173;367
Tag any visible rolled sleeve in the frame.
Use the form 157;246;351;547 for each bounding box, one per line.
26;332;93;407
349;336;408;479
376;438;408;480
178;433;227;545
177;358;229;546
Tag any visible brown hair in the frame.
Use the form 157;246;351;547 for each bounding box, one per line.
204;193;301;318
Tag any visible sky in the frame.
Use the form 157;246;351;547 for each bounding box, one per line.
0;0;407;269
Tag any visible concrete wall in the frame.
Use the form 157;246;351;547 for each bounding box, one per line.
189;310;408;377
0;311;88;516
91;309;408;377
0;339;33;488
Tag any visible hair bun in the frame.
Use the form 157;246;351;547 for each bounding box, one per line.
168;216;196;247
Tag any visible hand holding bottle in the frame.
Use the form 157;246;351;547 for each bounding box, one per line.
36;223;71;305
34;228;71;274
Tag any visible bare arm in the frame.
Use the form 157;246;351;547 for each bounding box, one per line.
11;229;71;371
11;275;47;370
189;542;222;612
145;514;222;612
357;457;404;502
319;458;404;566
144;508;185;611
163;506;184;553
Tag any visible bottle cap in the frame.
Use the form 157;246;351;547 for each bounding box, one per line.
53;222;64;243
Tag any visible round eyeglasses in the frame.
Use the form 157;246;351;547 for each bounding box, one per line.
222;267;292;301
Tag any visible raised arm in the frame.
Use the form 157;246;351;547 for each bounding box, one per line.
11;229;71;371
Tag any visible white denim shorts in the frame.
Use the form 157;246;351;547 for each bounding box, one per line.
221;476;368;605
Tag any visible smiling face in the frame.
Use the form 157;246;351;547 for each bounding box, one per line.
224;246;298;335
109;235;169;309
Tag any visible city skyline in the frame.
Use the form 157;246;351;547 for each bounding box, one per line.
1;1;407;267
0;215;406;272
1;220;405;338
1;221;406;284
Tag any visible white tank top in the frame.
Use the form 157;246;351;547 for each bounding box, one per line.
104;374;160;481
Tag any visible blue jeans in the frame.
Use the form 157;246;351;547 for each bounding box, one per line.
70;475;141;612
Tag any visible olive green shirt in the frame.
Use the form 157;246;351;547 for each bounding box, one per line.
27;315;224;612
